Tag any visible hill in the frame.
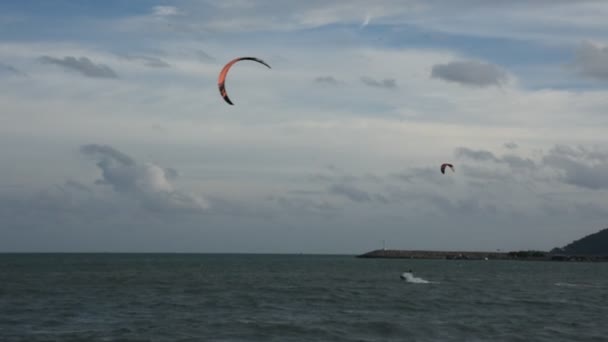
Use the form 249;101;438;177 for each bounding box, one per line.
552;228;608;255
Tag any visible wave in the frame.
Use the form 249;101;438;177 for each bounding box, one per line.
554;282;600;289
400;272;433;284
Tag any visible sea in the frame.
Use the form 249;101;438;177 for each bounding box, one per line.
1;254;607;342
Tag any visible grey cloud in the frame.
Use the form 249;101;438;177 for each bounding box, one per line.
200;196;275;219
425;194;498;216
392;167;453;185
504;142;518;150
450;146;542;195
501;155;536;169
274;196;340;218
542;145;608;190
550;145;581;159
164;168;179;180
541;198;608;219
456;147;536;172
314;76;341;85
0;185;122;231
392;168;428;182
123;55;170;68
380;187;501;217
329;183;372;202
81;144;135;167
459;165;507;181
550;144;608;162
288;189;326;196
62;180;93;194
361;76;397;89
569;202;608;219
81;144;136;192
455;147;500;162
39;56;118;78
0;63;27;77
307;165;359;183
572;41;608;81
431;60;507;87
373;194;392;205
307;173;335;183
80;144;208;211
456;144;608;190
546;159;608;190
363;173;383;183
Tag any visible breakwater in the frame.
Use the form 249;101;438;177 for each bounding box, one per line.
357;249;512;260
356;249;608;262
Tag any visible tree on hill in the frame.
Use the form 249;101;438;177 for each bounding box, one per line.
551;228;608;255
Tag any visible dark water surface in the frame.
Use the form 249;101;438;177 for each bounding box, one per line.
1;254;607;341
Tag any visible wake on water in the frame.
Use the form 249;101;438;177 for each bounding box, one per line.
400;272;434;284
554;282;601;289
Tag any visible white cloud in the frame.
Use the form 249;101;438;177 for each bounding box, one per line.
101;0;606;46
80;144;209;212
152;6;180;16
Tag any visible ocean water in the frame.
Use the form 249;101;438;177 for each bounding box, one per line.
1;254;607;342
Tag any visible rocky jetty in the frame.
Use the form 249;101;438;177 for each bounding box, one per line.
358;227;608;262
357;249;511;260
357;249;608;262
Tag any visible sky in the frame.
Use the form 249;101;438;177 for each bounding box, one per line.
2;0;608;253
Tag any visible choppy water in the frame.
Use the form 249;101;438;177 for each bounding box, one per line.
1;254;607;341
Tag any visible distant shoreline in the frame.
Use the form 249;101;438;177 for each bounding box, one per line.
356;249;608;262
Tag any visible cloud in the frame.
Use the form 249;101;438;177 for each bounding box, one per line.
6;2;608;253
123;55;170;68
423;193;499;217
0;185;110;230
138;0;604;42
504;142;518;150
455;147;536;171
273;196;340;218
196;50;216;63
0;63;27;77
360;76;397;89
501;154;536;170
454;147;500;162
453;144;608;191
548;145;608;162
314;76;341;85
152;6;180;16
431;60;507;87
392;167;453;185
80;144;208;212
164;168;179;180
542;145;608;190
328;183;372;202
62;180;92;194
39;56;118;79
572;41;608;81
81;144;135;169
360;14;371;29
